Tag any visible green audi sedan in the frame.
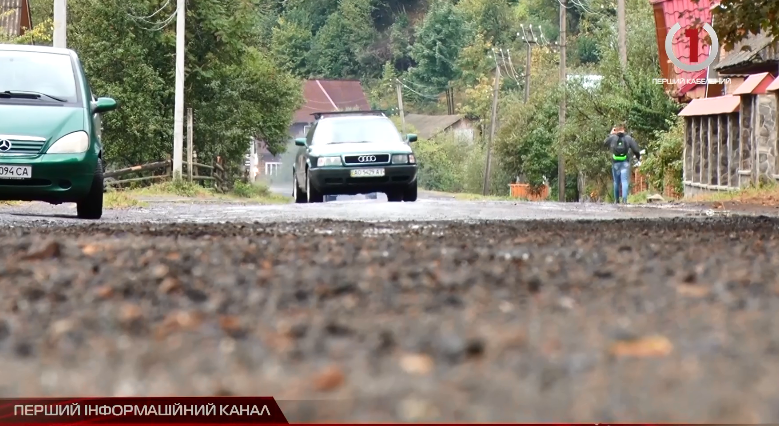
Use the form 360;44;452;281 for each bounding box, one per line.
0;44;117;219
292;111;418;203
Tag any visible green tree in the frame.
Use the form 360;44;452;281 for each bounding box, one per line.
409;0;469;94
368;62;399;111
309;0;378;78
455;0;514;45
282;0;339;35
496;87;560;188
271;17;313;77
389;13;413;71
66;0;302;170
698;0;779;50
639;117;684;195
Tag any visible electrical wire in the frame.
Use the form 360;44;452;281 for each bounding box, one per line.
127;0;170;22
397;79;445;100
556;0;574;9
143;8;178;31
125;1;179;32
400;78;449;93
499;49;521;84
507;49;523;81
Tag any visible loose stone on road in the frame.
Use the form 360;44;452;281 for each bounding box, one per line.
0;197;775;422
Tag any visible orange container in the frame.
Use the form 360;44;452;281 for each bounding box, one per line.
509;183;549;201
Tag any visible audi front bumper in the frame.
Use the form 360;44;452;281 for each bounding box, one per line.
308;164;417;195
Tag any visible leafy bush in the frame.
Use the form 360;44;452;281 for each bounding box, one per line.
232;181;272;198
639;117;684;195
412;132;511;196
413;135;467;192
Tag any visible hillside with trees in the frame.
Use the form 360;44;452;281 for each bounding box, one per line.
12;0;761;199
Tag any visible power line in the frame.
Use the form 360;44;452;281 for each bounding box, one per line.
498;48;521;85
144;9;178;31
506;50;523;81
401;78;449;94
126;1;178;31
398;81;444;100
127;0;171;22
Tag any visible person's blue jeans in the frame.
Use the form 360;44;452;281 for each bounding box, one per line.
612;160;630;203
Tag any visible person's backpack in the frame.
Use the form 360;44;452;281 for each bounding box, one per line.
611;135;629;160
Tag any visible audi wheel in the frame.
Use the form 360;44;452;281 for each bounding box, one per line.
293;171;306;203
306;170;323;203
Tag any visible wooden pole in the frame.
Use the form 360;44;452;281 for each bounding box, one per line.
396;80;406;135
558;0;567;202
617;0;627;72
525;42;532;103
483;62;500;195
187;108;193;182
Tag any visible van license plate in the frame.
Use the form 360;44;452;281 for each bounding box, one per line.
0;165;31;179
350;168;385;177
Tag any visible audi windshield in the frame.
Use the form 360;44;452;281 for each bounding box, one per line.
0;50;80;104
311;117;405;145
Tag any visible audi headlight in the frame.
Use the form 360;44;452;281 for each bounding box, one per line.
47;131;89;154
317;156;342;167
391;154;409;164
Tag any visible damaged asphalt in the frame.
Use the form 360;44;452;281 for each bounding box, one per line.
0;199;777;422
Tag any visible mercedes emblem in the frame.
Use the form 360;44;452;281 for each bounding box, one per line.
0;139;11;152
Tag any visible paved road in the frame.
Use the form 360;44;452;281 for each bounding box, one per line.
0;192;724;225
0;196;776;422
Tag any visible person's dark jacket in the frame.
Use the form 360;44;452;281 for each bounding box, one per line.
603;132;640;162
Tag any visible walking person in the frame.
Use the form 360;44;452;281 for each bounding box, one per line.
603;124;641;203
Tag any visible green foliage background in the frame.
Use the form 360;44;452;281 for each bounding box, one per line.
5;0;712;197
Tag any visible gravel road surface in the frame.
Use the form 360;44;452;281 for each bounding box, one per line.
0;198;777;422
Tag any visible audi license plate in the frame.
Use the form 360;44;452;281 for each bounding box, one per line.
350;168;385;178
0;165;31;179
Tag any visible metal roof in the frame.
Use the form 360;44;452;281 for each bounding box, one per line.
404;114;466;140
767;77;779;92
714;32;779;71
678;95;740;116
293;80;370;123
732;72;775;95
653;0;713;95
0;0;29;38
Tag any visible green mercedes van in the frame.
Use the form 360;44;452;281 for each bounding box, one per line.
0;44;117;219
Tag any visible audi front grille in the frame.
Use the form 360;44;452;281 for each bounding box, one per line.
343;154;390;165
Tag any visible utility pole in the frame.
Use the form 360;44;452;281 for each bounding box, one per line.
172;0;185;180
618;0;627;71
395;80;406;134
558;0;567;202
483;58;500;196
187;108;193;182
446;87;455;115
53;0;66;48
519;24;539;103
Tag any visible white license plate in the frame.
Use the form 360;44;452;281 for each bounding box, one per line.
350;168;385;178
0;165;31;179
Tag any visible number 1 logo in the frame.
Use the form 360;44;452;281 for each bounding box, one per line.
664;22;719;72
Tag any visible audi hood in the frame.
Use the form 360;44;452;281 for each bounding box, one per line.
309;142;412;157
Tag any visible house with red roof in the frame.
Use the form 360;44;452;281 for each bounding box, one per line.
713;32;779;95
253;79;370;179
650;0;714;101
291;79;371;139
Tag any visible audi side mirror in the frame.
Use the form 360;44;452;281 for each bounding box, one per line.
406;134;417;143
295;138;306;147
